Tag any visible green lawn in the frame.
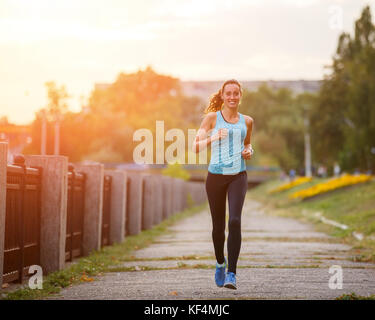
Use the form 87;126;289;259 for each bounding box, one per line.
247;177;375;261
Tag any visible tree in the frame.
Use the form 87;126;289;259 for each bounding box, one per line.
45;81;70;155
241;85;308;172
24;67;201;163
88;66;201;162
162;162;191;180
44;81;69;119
313;5;375;172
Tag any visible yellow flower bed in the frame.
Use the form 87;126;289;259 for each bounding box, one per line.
289;174;373;200
269;176;312;194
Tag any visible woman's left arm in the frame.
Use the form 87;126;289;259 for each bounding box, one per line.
242;115;254;160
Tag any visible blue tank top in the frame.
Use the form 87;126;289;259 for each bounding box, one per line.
208;111;247;175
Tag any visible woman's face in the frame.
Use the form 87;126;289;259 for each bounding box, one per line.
221;83;241;110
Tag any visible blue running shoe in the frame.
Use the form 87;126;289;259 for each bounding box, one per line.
215;258;227;287
224;272;237;290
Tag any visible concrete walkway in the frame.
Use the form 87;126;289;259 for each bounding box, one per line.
49;199;375;300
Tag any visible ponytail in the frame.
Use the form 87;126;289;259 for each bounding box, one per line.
204;79;242;114
204;90;223;114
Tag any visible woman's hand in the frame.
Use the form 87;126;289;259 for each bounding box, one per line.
242;145;254;160
211;128;228;142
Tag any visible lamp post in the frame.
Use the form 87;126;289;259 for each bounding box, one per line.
40;109;47;155
54;110;61;155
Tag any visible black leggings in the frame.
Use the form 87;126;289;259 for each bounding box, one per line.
205;171;248;274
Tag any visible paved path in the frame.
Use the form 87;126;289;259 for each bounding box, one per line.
49;199;375;300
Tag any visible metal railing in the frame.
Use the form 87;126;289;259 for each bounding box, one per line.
65;164;86;262
3;155;42;283
1;154;207;285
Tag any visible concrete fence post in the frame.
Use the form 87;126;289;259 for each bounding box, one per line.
186;182;192;207
172;178;179;215
170;178;176;215
181;181;187;211
193;182;199;204
161;176;172;219
152;175;163;226
202;182;207;203
105;170;127;244
173;179;179;214
161;177;167;220
168;177;174;217
187;181;206;206
180;179;186;211
142;174;155;231
198;182;206;204
185;182;192;208
194;183;199;204
74;162;104;256
125;172;143;236
0;142;8;287
175;179;183;213
24;155;68;274
197;183;202;204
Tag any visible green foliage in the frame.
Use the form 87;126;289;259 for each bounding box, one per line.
44;81;69;118
248;178;375;262
240;85;315;172
161;162;191;181
312;5;375;172
336;292;375;300
240;5;375;174
24;66;203;163
22;7;375;173
84;138;124;162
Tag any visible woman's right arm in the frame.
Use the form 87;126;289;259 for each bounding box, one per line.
192;112;227;153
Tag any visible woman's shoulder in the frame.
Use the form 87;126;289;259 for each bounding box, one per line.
200;111;218;130
206;111;218;117
204;111;218;122
241;113;254;125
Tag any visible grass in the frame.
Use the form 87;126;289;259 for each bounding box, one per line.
247;177;375;262
1;202;207;300
336;292;375;300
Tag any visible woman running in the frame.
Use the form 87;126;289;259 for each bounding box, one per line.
193;79;254;290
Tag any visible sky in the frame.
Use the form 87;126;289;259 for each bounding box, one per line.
0;0;373;125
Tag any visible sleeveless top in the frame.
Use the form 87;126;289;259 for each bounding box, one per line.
208;111;247;175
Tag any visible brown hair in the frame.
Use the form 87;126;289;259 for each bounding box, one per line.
204;79;242;114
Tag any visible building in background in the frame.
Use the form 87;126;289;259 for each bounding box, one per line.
180;80;321;103
95;80;321;104
0;117;32;163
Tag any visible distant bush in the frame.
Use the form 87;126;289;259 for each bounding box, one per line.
162;162;191;181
